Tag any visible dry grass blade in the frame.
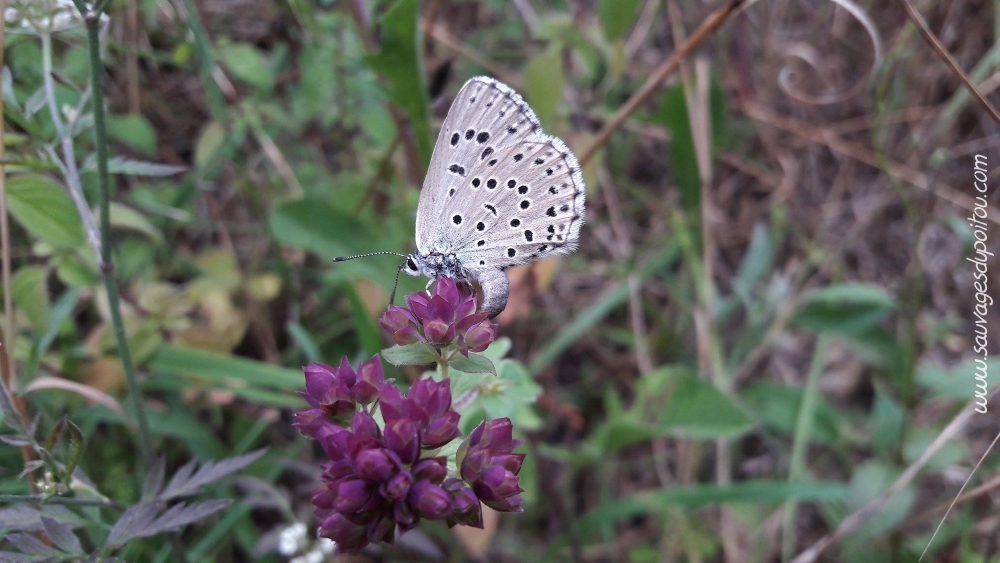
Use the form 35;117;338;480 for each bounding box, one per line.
897;0;1000;126
743;103;997;224
790;387;1000;563
578;0;746;165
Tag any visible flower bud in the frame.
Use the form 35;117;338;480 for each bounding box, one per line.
384;417;420;465
409;480;452;519
422;318;456;345
318;512;367;551
335;479;375;513
352;355;384;404
381;469;413;501
412;457;447;484
422;411;461;449
354;448;398;482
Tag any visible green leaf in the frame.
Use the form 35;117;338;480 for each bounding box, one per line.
381;343;439;367
218;42;272;89
83;155;186;177
741;381;840;444
659;85;699;209
287;322;321;363
522;50;565;127
870;388;904;458
108;202;164;242
148;345;303;390
846;462;915;539
364;0;432;166
107;114;157;155
53;254;99;287
6;175;85;247
195;121;226;170
656;368;753;439
794;283;896;335
12;266;50;333
449;352;496;375
269;197;379;259
598;0;641;40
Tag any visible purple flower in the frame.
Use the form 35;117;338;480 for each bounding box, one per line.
298;344;527;553
378;278;497;354
458;418;525;513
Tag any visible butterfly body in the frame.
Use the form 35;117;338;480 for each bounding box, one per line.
402;76;585;318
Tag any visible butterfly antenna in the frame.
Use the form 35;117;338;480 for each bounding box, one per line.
333;251;407;262
388;264;404;306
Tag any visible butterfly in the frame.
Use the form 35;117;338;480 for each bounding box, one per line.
339;77;586;318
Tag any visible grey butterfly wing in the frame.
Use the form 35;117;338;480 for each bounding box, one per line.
415;77;549;254
447;137;585;268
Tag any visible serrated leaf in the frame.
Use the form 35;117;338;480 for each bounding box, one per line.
6;175;85;247
159;449;266;500
107;500;231;547
40;516;82;554
12;266;50;333
381;342;439;367
0;551;51;562
143;457;166;501
0;506;44;531
449;352;496;375
145;499;230;537
5;533;59;556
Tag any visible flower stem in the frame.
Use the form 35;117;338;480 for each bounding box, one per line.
74;3;153;472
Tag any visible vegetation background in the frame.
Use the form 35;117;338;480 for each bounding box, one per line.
1;0;999;561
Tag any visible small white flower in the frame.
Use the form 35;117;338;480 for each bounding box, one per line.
277;522;307;556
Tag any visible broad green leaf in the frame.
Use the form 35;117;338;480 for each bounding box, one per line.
219;42;272;89
6;175;85;247
522;50;565;128
107;114;157;155
365;0;432;166
656;369;753;439
449;352;496;375
12;266;50;332
794;283;896;335
598;0;641;40
381;343;439;367
269;197;377;259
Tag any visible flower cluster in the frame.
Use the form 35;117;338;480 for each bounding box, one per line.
379;278;496;355
294;356;524;552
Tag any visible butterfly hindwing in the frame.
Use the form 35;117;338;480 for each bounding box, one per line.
448;138;585;270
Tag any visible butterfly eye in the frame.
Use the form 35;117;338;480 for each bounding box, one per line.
406;257;418;271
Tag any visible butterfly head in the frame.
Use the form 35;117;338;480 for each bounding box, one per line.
400;251;466;281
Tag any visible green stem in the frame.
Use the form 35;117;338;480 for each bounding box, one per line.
0;493;123;509
77;4;152;472
180;0;226;117
781;335;829;562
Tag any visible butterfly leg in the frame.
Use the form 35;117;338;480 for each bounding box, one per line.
472;268;510;318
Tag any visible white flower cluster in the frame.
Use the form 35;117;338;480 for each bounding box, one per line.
4;0;105;35
277;522;336;563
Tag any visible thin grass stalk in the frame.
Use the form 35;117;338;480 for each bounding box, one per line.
72;0;152;471
781;336;829;562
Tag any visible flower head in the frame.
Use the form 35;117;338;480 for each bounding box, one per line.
378;278;497;355
458;418;526;513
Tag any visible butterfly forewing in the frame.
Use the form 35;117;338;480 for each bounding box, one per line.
415;77;551;254
416;77;585;269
